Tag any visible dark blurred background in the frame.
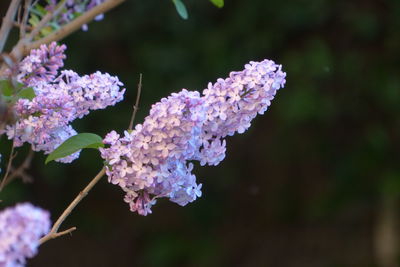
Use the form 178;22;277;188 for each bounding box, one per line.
1;0;400;266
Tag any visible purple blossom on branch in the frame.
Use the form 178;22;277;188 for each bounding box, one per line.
100;59;286;215
0;203;50;267
101;89;205;215
17;42;66;85
198;59;286;166
3;42;125;163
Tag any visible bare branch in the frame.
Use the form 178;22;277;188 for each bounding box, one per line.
3;148;34;187
0;0;22;53
0;137;17;192
39;168;106;245
19;0;32;38
128;73;142;131
13;21;32;31
39;227;76;245
16;3;22;25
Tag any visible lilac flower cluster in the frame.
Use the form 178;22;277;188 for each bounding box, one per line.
4;43;125;162
198;60;286;166
100;59;286;215
44;0;105;31
101;90;205;215
0;203;50;267
17;42;66;85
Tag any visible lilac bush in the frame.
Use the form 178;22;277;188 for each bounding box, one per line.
0;0;286;265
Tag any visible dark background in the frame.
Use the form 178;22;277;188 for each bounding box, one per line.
1;0;400;266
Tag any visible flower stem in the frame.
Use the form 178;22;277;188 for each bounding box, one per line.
0;137;17;192
0;0;22;53
128;73;142;131
39;167;106;245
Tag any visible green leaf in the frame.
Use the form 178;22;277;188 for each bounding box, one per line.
49;21;61;30
17;87;35;100
0;80;13;97
1;95;13;102
34;4;47;16
209;0;224;8
172;0;188;20
0;80;36;103
40;26;53;37
28;14;40;27
45;133;104;164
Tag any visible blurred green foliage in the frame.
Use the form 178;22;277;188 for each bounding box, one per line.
0;0;399;266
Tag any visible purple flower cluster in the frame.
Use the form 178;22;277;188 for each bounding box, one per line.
100;59;286;215
0;203;50;267
198;60;286;166
17;42;66;85
4;43;125;162
101;90;205;215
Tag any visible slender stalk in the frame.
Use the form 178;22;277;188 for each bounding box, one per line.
39;168;106;245
3;148;34;187
128;73;142;131
0;95;8;132
40;227;76;244
374;193;399;267
0;0;22;53
16;3;22;26
13;21;33;31
0;138;17;192
19;0;32;38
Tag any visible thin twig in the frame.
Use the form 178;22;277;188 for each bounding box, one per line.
13;21;33;31
7;166;32;184
0;138;17;192
16;3;22;25
39;168;106;245
20;0;32;38
3;148;34;187
28;0;126;51
0;96;8;132
0;0;22;53
128;73;142;131
39;227;76;245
